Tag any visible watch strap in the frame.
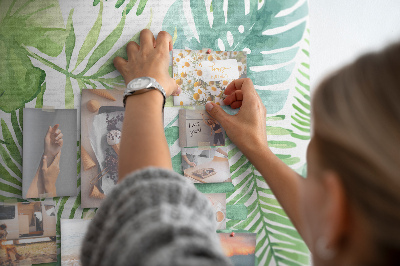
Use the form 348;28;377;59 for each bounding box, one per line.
123;77;166;109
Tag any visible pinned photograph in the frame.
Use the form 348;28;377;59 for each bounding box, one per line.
0;202;57;264
205;193;227;230
219;233;257;266
173;49;247;106
81;89;125;208
182;147;230;183
22;108;77;198
61;219;92;266
179;109;225;147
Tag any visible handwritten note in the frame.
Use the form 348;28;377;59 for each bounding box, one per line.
199;59;239;82
188;121;202;137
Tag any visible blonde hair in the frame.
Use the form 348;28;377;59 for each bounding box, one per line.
312;42;400;263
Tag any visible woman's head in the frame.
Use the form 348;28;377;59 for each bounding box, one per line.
303;42;400;265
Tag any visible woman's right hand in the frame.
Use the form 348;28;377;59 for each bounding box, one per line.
205;78;269;157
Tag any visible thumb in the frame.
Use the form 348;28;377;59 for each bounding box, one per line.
45;126;52;138
205;102;230;127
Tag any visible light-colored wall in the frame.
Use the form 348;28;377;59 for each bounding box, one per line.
310;0;400;89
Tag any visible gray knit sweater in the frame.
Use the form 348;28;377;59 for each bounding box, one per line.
81;167;232;266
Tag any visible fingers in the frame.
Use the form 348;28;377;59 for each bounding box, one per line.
171;85;182;96
42;156;48;172
113;56;128;73
55;133;63;141
51;124;59;133
155;31;172;53
139;29;155;53
224;78;256;97
57;139;64;147
205;102;231;127
223;90;243;109
126;41;139;57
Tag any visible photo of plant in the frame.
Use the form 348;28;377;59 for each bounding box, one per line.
61;219;92;266
173;49;247;106
182;147;230;183
206;193;227;230
22;109;77;198
0;202;56;265
219;232;256;266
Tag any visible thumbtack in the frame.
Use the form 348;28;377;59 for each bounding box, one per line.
230;232;235;237
206;49;212;54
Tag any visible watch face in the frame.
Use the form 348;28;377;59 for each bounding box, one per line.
131;77;151;90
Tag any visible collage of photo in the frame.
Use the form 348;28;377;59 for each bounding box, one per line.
1;47;252;265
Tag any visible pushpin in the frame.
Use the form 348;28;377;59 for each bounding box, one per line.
206;48;212;54
230;232;235;237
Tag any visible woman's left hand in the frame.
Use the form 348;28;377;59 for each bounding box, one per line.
113;29;179;97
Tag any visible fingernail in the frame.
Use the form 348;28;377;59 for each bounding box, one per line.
206;102;214;111
43;156;47;159
177;86;182;94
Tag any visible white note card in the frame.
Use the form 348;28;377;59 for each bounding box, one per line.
199;59;239;82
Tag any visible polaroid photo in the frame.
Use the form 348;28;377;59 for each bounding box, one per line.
0;202;57;264
22;108;77;198
81;89;125;208
205;193;227;230
173;49;247;106
61;219;92;266
182;147;231;183
179;109;226;147
219;232;257;266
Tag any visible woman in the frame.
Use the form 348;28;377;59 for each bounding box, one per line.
201;113;225;146
82;30;400;265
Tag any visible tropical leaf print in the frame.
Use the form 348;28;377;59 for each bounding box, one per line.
0;0;311;265
93;0;149;16
291;29;311;141
0;0;67;112
163;0;311;264
163;0;308;114
24;0;152;108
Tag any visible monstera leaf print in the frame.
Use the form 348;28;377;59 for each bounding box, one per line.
0;0;67;112
25;1;152;108
163;0;308;114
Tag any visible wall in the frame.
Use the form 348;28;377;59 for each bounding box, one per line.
310;0;400;89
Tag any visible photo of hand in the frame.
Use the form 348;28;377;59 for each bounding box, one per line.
26;124;63;198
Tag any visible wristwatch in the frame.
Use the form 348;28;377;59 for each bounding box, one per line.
123;77;166;108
